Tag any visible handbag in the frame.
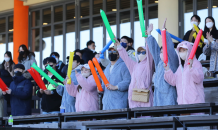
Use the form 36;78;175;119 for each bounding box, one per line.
132;81;150;103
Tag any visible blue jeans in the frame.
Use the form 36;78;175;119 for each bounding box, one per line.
42;111;59;124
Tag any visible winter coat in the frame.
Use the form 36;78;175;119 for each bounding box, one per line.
56;67;81;113
203;41;218;72
82;48;97;64
3;76;33;116
19;53;37;70
164;41;205;105
4;63;15;76
0;69;13;87
66;73;99;112
102;58;131;110
0;89;3;117
61;64;68;76
117;44;154;108
56;61;65;72
147;32;178;106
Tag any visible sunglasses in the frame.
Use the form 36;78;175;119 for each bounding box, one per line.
137;51;146;55
108;51;118;54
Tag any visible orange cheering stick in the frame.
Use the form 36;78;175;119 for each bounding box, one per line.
0;78;9;92
88;60;104;92
92;58;109;88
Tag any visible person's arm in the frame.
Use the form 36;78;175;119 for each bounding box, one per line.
211;41;218;51
76;73;97;92
203;43;211;56
100;58;110;68
66;81;77;97
11;80;33;100
116;64;131;92
166;31;179;72
189;61;204;84
164;69;177;87
29;55;37;66
56;85;64;96
117;45;136;75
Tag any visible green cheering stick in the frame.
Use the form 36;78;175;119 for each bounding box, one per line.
137;0;147;37
31;63;58;87
46;65;65;82
100;9;116;43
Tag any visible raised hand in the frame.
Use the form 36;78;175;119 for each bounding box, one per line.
162;18;167;30
146;24;153;35
206;32;214;44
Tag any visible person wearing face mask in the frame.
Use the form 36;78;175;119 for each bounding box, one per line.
50;52;65;72
66;64;99;112
115;36;155;108
100;47;131;110
36;57;65;116
56;55;81;113
81;40;97;64
18;44;37;70
119;36;136;61
2;64;33;116
203;17;218;77
183;15;204;59
164;41;205;105
146;19;179;107
1;51;15;77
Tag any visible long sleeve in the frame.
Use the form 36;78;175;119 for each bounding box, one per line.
100;58;110;68
147;35;161;68
203;43;211;56
11;80;33;100
66;82;77;97
56;85;64;96
211;41;218;51
189;63;204;84
117;65;131;92
164;69;177;86
166;31;179;72
30;55;37;66
117;45;136;75
76;73;97;92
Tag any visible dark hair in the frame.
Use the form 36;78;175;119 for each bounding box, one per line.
73;55;81;64
47;57;57;64
117;38;120;42
74;49;82;55
2;51;15;72
18;44;33;63
43;57;49;65
191;15;201;22
129;38;134;44
86;40;95;47
121;36;130;43
50;52;60;58
203;16;218;39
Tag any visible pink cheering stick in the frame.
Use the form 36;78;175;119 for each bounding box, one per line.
161;29;168;66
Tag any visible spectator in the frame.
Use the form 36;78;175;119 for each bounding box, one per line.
66;64;99;112
56;55;81;113
50;52;65;72
164;41;205;105
128;37;134;48
36;57;64;115
147;21;178;106
116;37;154;108
81;40;97;64
18;44;37;70
101;47;131;110
75;49;84;64
1;51;15;77
183;15;203;59
3;64;33;116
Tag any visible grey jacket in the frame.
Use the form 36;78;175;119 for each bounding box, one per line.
19;54;37;70
203;42;218;71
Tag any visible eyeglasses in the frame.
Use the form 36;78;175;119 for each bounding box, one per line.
108;51;117;54
137;51;146;55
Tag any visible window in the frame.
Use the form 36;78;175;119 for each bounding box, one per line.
120;11;131;37
93;0;103;15
54;24;63;61
32;29;40;67
43;26;52;63
197;0;208;30
80;0;90;17
107;0;116;12
80;19;90;50
66;21;75;58
120;0;130;9
149;6;158;41
93;16;103;53
183;0;193;35
54;6;63;22
0;34;6;63
212;0;218;29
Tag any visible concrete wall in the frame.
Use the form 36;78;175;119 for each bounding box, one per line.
158;0;179;46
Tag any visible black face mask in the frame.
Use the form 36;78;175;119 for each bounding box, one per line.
19;51;25;56
14;71;23;76
109;54;118;61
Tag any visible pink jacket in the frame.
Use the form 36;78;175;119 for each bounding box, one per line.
117;44;154;108
66;73;99;112
164;41;205;105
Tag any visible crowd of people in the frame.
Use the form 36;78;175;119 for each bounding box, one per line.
0;15;218;118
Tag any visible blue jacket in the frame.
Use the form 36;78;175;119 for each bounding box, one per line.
4;76;33;116
102;58;131;110
56;67;81;113
147;32;178;106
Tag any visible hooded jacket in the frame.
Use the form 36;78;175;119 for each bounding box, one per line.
164;41;205;105
66;73;99;112
102;58;131;110
147;32;178;106
82;48;97;64
56;67;81;113
3;76;33;116
117;44;154;108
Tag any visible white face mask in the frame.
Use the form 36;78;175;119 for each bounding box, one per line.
81;72;91;78
4;57;10;62
191;21;199;27
138;54;146;62
55;58;59;64
179;51;187;61
206;22;214;29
